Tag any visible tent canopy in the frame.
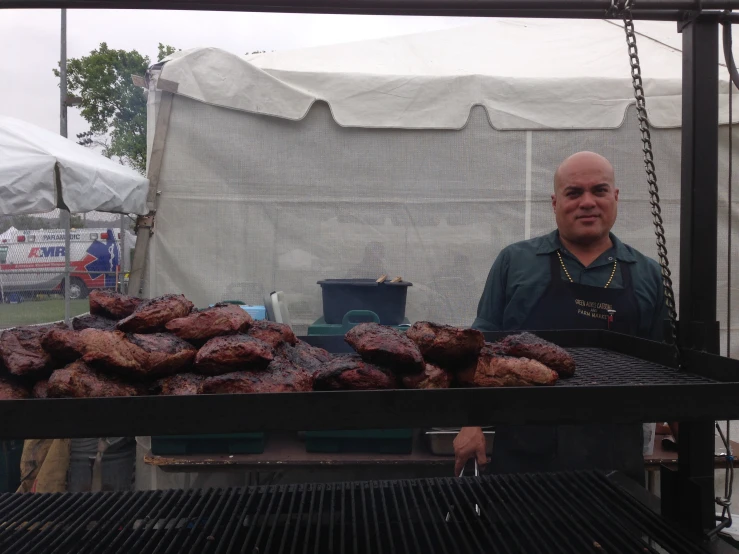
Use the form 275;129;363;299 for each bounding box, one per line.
159;18;739;131
0;116;150;216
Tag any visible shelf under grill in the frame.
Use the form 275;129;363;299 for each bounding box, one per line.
0;471;718;554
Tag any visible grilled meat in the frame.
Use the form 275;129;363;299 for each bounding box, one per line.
72;314;119;331
406;321;484;368
32;380;49;398
277;340;333;375
195;335;274;375
313;355;398;391
344;323;424;375
496;332;576;377
457;344;558;387
199;359;313;394
165;303;253;342
0;324;65;378
402;363;452;389
0;377;29;399
47;361;142;398
117;294;194;333
41;328;83;364
126;333;198;377
89;289;142;319
80;329;196;379
152;373;204;396
247;320;298;348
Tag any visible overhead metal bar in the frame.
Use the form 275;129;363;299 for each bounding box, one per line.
1;0;738;19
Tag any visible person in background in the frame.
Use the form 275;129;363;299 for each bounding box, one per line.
454;151;669;485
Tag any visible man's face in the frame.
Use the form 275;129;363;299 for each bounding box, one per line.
551;158;619;245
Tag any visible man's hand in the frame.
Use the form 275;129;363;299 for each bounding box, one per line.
669;422;679;443
453;426;488;476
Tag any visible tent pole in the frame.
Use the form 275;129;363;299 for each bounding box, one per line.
60;7;71;325
128;90;175;298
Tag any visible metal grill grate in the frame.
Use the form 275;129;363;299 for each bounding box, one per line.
561;348;714;386
0;471;713;554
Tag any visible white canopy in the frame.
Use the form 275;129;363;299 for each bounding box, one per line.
159;18;739;131
0;115;150;216
0;226;17;241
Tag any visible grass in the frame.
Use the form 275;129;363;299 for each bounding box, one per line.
0;298;90;328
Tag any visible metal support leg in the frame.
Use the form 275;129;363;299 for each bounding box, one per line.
665;17;720;536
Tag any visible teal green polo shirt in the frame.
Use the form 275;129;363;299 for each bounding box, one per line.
472;230;668;341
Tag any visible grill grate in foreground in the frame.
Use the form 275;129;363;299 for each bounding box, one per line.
561;348;714;387
0;471;712;554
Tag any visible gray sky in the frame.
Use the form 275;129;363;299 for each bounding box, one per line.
0;9;470;138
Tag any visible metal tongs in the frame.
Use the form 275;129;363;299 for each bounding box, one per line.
445;459;481;521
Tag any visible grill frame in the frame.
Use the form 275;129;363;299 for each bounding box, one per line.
0;330;738;439
0;471;727;554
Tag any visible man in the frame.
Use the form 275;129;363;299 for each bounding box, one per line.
454;151;668;484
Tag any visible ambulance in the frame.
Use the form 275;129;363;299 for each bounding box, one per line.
0;228;134;301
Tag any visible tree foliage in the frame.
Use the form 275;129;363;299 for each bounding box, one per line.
0;214;86;234
54;43;178;174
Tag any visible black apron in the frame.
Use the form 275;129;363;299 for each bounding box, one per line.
489;252;645;485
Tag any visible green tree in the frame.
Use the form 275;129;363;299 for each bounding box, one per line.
55;43;178;174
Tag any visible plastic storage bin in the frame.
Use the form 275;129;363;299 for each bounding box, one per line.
211;300;267;321
317;279;412;325
151;433;266;455
241;306;267;321
307;310;411;335
304;429;413;454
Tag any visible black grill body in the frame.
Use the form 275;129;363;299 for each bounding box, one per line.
3;330;739;440
0;471;717;554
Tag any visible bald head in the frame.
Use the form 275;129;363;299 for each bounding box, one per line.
554;151;615;192
551;151;619;247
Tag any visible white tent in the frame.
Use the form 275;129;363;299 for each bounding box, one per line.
144;19;739;355
0;226;18;242
0;115;150;216
159;18;738;130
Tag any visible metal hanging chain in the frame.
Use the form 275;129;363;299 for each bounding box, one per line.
610;0;680;355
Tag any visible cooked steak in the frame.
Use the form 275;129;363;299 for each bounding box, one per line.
47;361;141;398
117;294;194;333
195;335;274;375
89;289;142;319
344;323;424;374
457;344;558;387
0;377;29;399
153;373;204;396
496;332;576;377
165;303;253;342
79;329;139;375
402;363;452;389
32;380;49;398
126;333;198;377
278;340;333;374
406;321;484;368
41;328;83;364
199;359;313;394
80;329;196;379
72;314;118;331
247;320;298;348
0;324;65;378
313;355;398;391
